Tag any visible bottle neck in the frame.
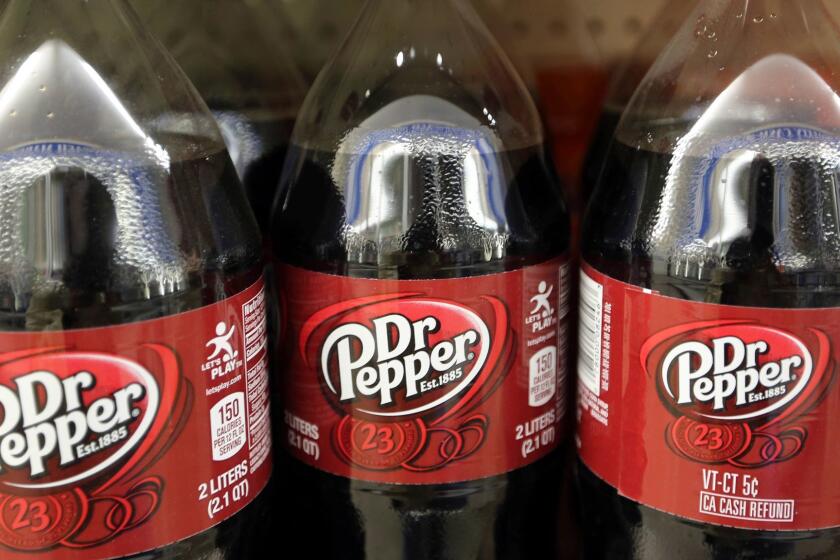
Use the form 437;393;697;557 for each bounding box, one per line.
3;0;132;17
356;0;477;33
0;0;141;47
707;0;831;24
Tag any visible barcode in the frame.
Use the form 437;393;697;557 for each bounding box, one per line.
578;272;604;396
557;263;571;319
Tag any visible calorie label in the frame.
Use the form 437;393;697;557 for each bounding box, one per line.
0;278;271;559
278;257;571;484
577;262;840;530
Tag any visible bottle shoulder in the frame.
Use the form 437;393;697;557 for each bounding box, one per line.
272;143;569;277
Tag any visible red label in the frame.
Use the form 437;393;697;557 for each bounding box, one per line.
278;258;570;483
0;279;272;558
576;263;840;530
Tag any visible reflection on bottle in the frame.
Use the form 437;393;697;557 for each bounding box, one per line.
654;54;840;278
0;40;184;311
333;96;509;264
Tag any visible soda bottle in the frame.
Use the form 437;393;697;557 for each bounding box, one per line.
0;1;272;558
578;0;840;558
580;0;697;207
140;0;307;233
270;0;572;558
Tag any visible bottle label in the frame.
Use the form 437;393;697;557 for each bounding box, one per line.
278;257;570;483
577;263;840;531
0;278;271;559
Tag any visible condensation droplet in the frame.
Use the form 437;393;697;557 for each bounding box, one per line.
694;18;708;38
8;110;16;117
753;15;765;23
38;85;46;93
707;50;718;58
46;112;54;119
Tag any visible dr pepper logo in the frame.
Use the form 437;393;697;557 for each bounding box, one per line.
0;345;187;552
642;321;833;468
299;293;512;472
0;352;157;487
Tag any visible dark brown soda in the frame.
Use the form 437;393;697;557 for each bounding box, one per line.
580;130;840;560
0;137;269;559
210;108;295;233
579;106;622;211
271;141;573;560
